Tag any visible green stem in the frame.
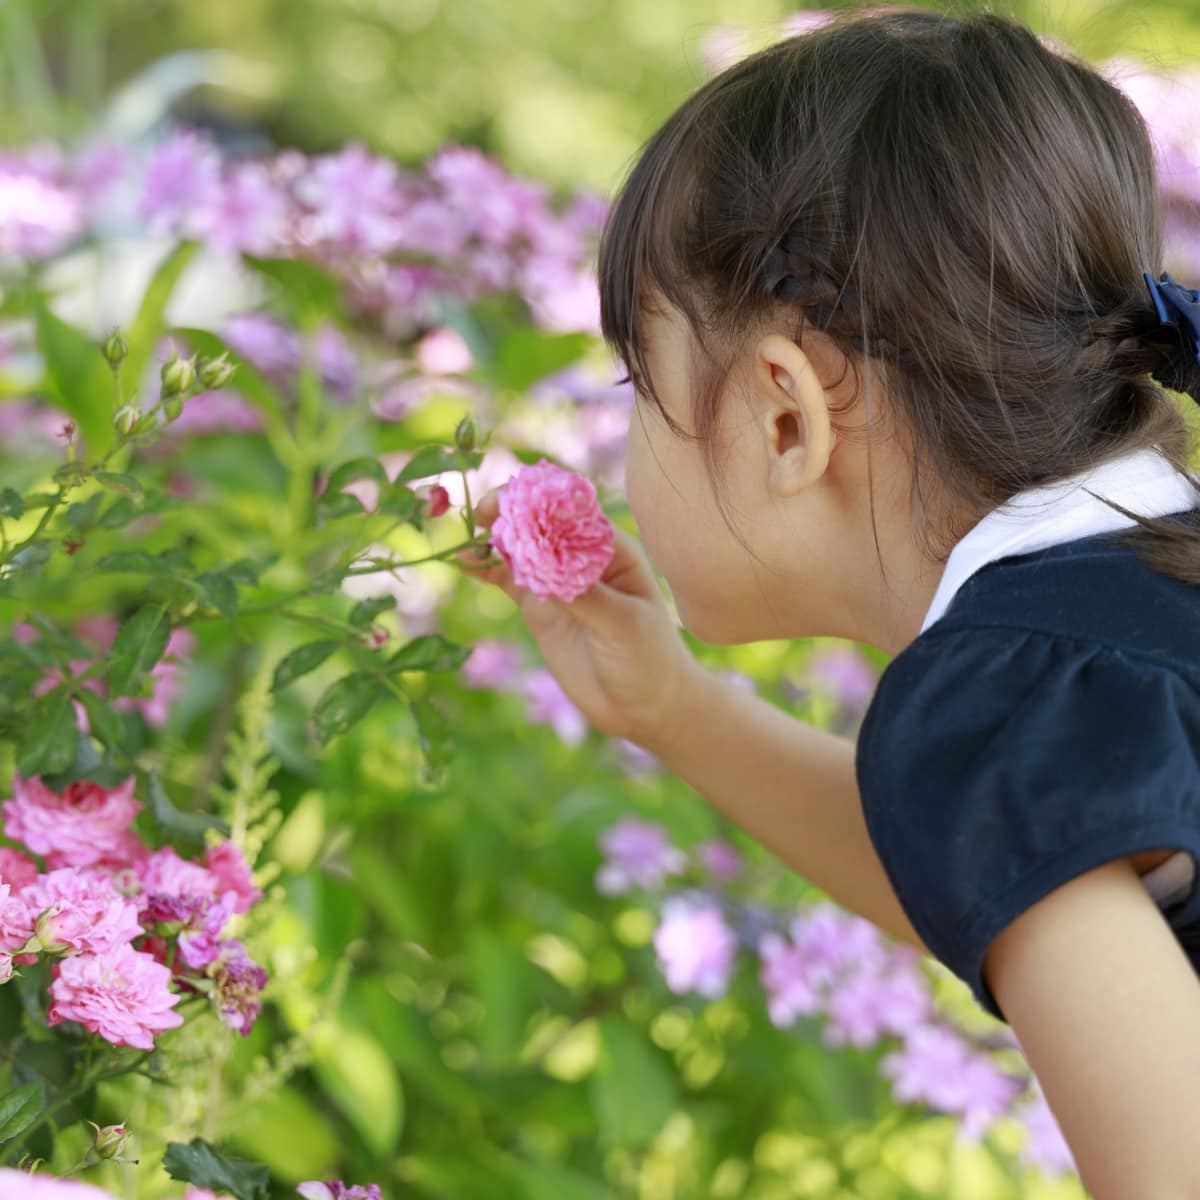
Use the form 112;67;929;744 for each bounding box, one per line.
5;1059;134;1164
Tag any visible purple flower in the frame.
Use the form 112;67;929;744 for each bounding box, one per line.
952;1052;1025;1146
461;641;524;691
595;817;687;896
136;129;222;239
208;939;268;1036
1015;1083;1076;1177
879;1022;976;1113
522;669;588;746
807;645;878;709
297;1183;383;1200
653;897;738;999
0;159;84;259
757;929;823;1026
694;838;743;883
223;312;304;387
297;143;402;254
198;160;289;256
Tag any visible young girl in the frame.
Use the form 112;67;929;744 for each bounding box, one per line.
463;9;1200;1195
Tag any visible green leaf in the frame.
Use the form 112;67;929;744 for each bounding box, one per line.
107;605;170;696
64;492;104;531
326;457;387;491
411;694;455;770
489;327;592;392
0;488;24;519
79;690;134;759
0;1081;44;1142
222;556;276;586
94;471;144;503
311;1019;404;1157
17;688;79;778
148;769;227;843
315;491;365;522
32;293;115;454
378;481;419;521
272;640;340;691
388;634;471;673
124;242;202;389
589;1015;677;1149
313;673;386;743
163;1137;270;1200
192;570;240;618
243;256;341;319
394;445;461;483
466;927;538;1066
349;595;395;628
98;548;193;575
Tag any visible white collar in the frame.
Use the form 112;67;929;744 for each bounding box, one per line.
920;446;1200;634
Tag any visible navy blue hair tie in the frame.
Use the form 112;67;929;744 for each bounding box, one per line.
1143;270;1200;368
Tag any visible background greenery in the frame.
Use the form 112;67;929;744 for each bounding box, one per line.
2;2;1198;1198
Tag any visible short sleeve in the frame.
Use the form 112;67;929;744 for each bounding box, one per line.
856;626;1200;1023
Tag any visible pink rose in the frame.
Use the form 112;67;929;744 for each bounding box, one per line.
0;882;34;954
48;942;184;1050
3;775;141;869
489;459;614;602
134;845;218;906
204;841;264;914
0;1168;118;1197
0;847;39;891
22;867;143;956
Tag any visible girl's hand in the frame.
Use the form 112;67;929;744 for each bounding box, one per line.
457;491;698;746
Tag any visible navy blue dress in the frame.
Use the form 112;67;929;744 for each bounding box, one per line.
856;506;1200;1023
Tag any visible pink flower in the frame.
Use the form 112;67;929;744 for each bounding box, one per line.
652;898;738;999
23;868;143;956
415;326;473;375
48;942;184;1050
0;882;34;954
489;459;614;602
0;1168;119;1197
461;640;524;690
135;845;218;905
522;669;588;746
3;775;141;869
204;841;263;914
694;838;743;882
0;847;39;890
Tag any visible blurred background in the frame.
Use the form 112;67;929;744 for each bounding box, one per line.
2;2;1200;1199
5;0;1200;193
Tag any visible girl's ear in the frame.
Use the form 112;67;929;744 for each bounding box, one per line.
752;333;836;497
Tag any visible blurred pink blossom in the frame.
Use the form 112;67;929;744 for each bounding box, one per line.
205;840;264;914
522;669;588;745
461;640;524;691
3;775;141;870
653;897;739;998
595;817;687;895
415;326;474;375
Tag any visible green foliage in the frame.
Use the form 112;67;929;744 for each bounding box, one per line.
163;1137;271;1200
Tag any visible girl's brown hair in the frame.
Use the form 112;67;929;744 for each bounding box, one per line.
597;6;1200;585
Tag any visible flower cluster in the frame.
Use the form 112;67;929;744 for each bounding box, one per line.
0;773;268;1049
490;459;615;603
593;814;1075;1179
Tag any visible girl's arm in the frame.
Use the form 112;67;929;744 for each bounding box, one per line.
638;664;932;956
983;856;1200;1199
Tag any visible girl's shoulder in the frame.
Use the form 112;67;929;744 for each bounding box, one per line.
929;503;1200;679
855;506;1200;1022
